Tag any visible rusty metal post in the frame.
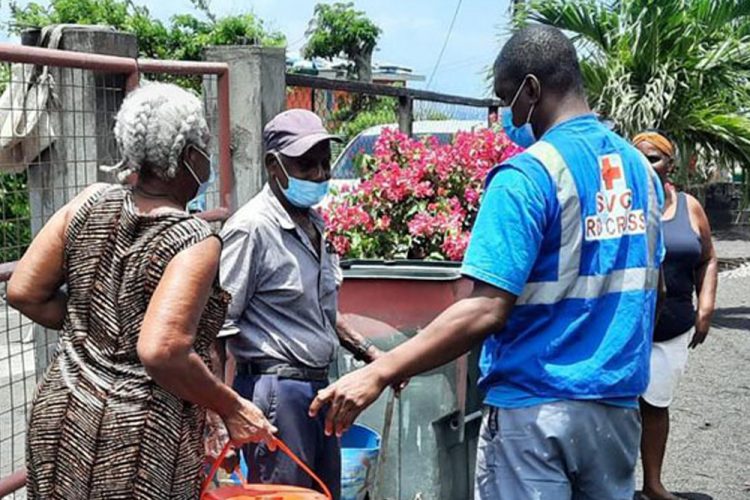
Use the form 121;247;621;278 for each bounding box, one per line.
398;95;413;137
216;69;232;219
488;104;499;127
125;69;140;92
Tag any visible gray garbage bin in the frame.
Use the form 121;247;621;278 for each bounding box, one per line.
333;260;483;500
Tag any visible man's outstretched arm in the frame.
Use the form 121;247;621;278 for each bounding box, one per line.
309;281;516;437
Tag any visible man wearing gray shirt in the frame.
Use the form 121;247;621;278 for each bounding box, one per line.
218;109;379;498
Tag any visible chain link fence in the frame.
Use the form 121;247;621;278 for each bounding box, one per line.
1;63;124;496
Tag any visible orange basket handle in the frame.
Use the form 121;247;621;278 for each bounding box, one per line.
201;438;333;500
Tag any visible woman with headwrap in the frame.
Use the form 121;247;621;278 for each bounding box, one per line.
632;131;718;500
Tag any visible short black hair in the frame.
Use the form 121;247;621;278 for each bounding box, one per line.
494;25;584;99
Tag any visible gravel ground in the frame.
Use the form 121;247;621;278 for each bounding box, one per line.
713;230;750;260
635;233;750;500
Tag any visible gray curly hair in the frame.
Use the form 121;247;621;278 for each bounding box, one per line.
109;82;210;182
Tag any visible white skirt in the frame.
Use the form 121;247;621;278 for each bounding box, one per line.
642;330;691;408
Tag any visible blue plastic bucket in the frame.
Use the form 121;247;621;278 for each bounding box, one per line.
233;452;249;483
340;424;381;500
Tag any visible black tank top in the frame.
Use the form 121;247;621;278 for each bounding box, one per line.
654;192;702;342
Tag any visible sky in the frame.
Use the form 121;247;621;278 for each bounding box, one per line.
0;0;515;97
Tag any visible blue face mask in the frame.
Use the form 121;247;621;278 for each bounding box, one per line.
185;148;215;211
501;76;538;148
274;153;330;208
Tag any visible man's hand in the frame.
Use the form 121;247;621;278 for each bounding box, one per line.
690;312;710;349
309;364;387;437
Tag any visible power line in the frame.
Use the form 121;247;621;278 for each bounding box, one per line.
426;0;463;90
287;34;307;50
437;55;489;72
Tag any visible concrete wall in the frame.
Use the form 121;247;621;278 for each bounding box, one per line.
204;46;286;208
25;27;137;235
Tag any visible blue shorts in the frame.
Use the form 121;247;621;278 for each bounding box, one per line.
475;400;641;500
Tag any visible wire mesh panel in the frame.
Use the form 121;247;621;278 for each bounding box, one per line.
413;99;491;124
0;285;33;500
287;84;402;164
0;61;127;499
0;60;35;500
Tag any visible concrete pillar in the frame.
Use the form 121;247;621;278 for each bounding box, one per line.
204;46;286;208
22;26;137;377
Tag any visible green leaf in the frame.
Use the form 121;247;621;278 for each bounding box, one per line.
513;0;750;190
303;2;381;80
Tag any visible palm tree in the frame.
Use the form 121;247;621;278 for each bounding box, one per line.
513;0;750;198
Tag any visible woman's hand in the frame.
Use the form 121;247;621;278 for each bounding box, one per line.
204;411;238;472
222;397;277;448
690;312;711;349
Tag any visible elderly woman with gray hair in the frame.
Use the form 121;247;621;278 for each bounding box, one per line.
8;82;275;499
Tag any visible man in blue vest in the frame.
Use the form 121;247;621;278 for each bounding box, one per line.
310;25;664;499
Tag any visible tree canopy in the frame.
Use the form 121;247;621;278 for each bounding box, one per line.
514;0;750;186
6;0;286;61
303;2;381;81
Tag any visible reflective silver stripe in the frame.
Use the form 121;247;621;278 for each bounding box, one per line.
519;267;660;305
517;142;660;306
518;141;581;305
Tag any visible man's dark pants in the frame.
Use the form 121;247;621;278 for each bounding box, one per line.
233;372;341;499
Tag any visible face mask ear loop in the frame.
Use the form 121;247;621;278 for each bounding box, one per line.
508;75;528;111
184;160;202;188
274;152;292;185
184;144;211;187
525;75;540;124
526;102;536;124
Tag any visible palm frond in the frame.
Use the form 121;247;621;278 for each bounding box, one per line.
521;0;619;53
515;0;750;183
682;111;750;164
691;0;750;31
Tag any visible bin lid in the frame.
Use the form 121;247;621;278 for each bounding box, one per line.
340;259;463;281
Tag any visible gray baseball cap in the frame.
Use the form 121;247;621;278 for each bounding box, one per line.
263;109;342;157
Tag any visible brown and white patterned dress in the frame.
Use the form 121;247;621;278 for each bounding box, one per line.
26;185;229;499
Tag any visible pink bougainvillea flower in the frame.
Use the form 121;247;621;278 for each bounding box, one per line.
442;231;471;261
464;186;480;205
323;126;522;261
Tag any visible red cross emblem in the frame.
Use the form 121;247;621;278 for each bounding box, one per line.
601;156;623;190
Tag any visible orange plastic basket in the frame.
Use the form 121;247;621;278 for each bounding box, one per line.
201;438;332;500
